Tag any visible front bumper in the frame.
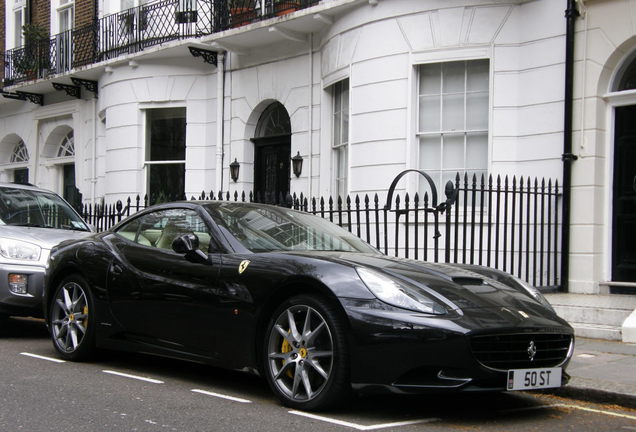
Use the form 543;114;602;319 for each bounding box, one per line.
0;262;46;317
341;300;574;395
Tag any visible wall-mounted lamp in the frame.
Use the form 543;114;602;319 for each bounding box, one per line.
230;158;240;182
292;151;303;178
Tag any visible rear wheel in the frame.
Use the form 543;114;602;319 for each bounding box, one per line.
49;275;96;361
263;294;350;410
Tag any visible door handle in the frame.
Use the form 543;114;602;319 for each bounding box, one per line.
633;175;636;193
111;263;123;276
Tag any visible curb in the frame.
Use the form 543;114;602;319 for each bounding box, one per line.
545;385;636;410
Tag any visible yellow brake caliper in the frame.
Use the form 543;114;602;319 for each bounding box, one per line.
82;305;89;329
281;331;294;378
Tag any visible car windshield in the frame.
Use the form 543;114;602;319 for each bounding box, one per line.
0;186;89;231
209;203;378;254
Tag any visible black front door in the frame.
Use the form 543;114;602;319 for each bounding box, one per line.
253;136;290;204
63;164;82;210
612;105;636;286
13;168;28;184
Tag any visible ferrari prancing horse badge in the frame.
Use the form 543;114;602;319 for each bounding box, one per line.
238;260;251;274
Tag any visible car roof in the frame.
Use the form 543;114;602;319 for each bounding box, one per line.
109;200;299;230
0;182;57;194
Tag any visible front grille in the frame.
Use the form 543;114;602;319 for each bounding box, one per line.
470;333;572;371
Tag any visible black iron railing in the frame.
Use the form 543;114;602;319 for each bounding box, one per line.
80;172;561;289
4;0;321;86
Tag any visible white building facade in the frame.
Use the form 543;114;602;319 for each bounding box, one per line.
1;0;567;201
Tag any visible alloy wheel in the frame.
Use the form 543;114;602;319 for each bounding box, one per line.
51;281;89;353
267;304;334;403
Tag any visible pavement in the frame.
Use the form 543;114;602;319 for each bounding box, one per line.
549;337;636;408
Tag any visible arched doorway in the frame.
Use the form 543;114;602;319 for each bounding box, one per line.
10;140;30;184
57;130;81;208
612;55;636;282
44;125;81;210
252;102;291;203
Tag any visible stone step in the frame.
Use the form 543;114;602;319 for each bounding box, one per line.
551;304;632;327
569;322;623;341
546;293;636;310
543;293;636;341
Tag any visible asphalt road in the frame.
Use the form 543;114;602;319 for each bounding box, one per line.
1;317;635;432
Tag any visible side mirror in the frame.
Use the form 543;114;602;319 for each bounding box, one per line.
172;233;208;264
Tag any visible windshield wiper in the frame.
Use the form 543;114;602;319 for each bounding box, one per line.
11;223;45;228
60;225;89;232
311;249;355;252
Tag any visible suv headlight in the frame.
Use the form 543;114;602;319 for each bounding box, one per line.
356;267;446;315
0;238;41;261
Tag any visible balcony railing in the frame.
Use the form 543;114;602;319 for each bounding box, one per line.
3;0;320;86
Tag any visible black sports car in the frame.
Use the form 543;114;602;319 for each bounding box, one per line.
44;201;574;410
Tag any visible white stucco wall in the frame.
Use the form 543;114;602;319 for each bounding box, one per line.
0;0;569;211
0;98;94;198
99;57;217;203
311;0;566;200
569;0;636;294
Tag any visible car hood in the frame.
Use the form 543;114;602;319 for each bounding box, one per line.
0;225;92;249
285;252;561;321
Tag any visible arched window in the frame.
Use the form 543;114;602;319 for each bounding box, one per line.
617;60;636;91
5;139;29;184
57;131;75;157
10;140;29;163
255;102;291;138
614;52;636;91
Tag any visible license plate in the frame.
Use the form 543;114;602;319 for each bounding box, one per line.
506;367;562;391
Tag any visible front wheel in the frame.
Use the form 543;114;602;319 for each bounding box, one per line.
49;275;96;361
263;294;350;410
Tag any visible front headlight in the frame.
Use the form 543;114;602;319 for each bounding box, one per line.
356;267;446;315
0;238;41;261
512;276;555;313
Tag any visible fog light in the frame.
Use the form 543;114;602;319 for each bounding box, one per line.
8;274;28;294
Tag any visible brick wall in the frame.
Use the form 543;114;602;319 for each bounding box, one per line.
76;0;95;28
74;0;97;67
30;0;51;34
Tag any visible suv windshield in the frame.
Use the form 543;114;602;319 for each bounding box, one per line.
0;186;89;231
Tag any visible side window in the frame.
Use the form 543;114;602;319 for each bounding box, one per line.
115;217;148;245
118;208;214;252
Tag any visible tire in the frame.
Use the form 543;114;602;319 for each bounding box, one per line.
49;275;96;361
263;294;350;410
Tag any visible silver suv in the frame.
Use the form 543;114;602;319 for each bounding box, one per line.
0;183;92;319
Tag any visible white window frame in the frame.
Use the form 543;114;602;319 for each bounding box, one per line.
331;79;350;198
57;0;75;31
142;106;187;199
12;2;27;49
0;139;30;182
416;59;490;198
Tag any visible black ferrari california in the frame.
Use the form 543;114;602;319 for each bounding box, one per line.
44;201;574;410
